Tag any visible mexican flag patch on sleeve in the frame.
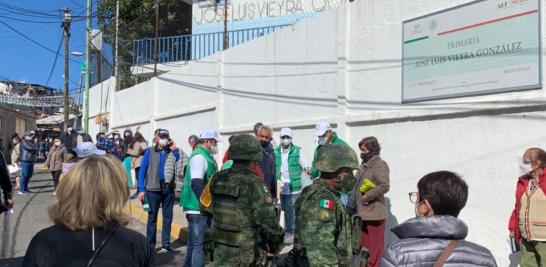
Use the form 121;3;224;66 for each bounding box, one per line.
262;185;270;193
319;199;334;210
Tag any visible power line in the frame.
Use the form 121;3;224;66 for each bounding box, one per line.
45;34;64;87
0;15;60;24
0;19;79;63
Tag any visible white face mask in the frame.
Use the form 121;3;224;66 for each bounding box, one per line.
520;162;533;176
210;145;218;155
281;138;291;146
318;136;329;146
159;139;168;147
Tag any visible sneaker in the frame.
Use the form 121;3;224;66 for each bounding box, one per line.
159;245;175;252
283;233;294;244
17;191;28;195
25;190;32;193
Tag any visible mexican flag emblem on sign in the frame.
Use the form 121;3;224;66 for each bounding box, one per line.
319;199;333;210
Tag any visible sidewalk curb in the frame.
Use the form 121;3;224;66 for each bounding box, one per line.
123;201;189;243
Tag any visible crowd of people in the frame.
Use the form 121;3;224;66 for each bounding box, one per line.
3;122;546;266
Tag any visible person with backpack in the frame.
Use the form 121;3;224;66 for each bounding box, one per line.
137;129;186;252
180;129;220;267
210;134;284;266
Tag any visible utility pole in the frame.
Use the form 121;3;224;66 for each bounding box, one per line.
84;0;91;133
62;8;71;133
114;0;119;91
73;72;83;131
223;0;228;50
153;0;159;76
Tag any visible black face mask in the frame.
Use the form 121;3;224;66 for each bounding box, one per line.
360;152;375;163
260;140;270;148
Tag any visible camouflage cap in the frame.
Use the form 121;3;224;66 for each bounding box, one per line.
228;134;263;161
313;144;358;173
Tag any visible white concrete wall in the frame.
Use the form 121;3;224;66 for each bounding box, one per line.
87;0;546;264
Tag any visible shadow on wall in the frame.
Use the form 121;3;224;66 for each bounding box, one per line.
509;252;521;267
384;197;399;248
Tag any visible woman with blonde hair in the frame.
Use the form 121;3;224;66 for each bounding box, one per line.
22;155;154;267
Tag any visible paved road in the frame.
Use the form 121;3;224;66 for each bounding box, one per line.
0;171;189;267
0;171;292;267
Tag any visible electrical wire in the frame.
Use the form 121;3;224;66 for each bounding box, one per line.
45;34;63;87
0;19;79;64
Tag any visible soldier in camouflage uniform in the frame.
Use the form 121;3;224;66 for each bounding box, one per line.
293;143;363;266
210;134;284;266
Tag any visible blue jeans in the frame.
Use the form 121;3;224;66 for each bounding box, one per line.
145;186;175;247
184;214;211;267
281;193;300;234
19;161;34;193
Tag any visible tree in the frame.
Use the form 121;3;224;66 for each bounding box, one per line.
96;0;192;89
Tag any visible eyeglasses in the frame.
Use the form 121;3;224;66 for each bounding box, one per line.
409;192;418;204
281;136;291;140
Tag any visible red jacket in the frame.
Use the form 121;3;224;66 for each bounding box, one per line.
508;168;546;243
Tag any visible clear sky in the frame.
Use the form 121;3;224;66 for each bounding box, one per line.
0;0;96;96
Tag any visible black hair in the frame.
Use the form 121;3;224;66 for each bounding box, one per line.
81;133;93;143
417;171;468;217
188;135;199;142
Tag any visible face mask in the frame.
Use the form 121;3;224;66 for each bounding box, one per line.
339;172;357;193
360;152;375;163
520;163;532;176
260;140;270;148
124;132;131;137
281;138;291;146
318;136;329;146
210;145;218;155
159;139;168;147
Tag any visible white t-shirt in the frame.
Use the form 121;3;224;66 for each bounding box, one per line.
280;146;308;195
185;154;209;215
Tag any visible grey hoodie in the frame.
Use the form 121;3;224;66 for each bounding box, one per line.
381;216;497;267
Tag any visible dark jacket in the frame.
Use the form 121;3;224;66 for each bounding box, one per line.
0;151;12;214
64;132;78;150
19;139;37;163
259;144;276;198
22;223;154;267
381;216;497;267
354;155;390;221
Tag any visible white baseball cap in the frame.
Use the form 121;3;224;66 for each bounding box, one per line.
199;129;222;142
280;128;293;138
315;121;332;136
74;142;106;158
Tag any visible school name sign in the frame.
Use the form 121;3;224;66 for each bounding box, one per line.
402;0;541;102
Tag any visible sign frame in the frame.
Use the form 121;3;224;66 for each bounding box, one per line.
401;0;542;103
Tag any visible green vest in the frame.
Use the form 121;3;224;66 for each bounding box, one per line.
274;144;303;192
180;145;218;211
310;132;347;178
